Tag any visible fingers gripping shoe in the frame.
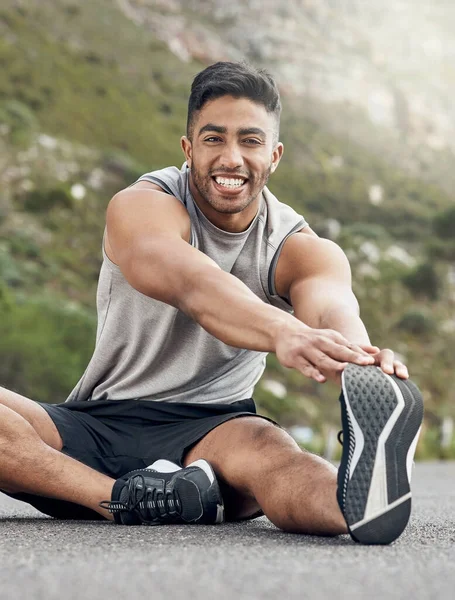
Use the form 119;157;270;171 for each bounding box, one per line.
100;459;225;525
337;364;423;545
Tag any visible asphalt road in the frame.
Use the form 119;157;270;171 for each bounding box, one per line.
1;462;454;600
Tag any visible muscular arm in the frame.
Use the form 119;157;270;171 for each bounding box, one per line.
105;187;373;382
275;232;408;380
106;187;296;352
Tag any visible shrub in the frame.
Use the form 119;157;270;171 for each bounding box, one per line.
0;246;23;287
397;309;437;336
22;187;73;213
433;206;455;240
426;238;455;262
9;232;41;259
0;295;96;402
0;100;38;146
402;261;441;300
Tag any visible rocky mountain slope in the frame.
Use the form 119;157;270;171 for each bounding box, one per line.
118;0;455;188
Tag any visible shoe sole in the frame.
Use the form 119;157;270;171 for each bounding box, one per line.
340;364;423;545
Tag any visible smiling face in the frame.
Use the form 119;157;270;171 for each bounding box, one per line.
181;95;283;232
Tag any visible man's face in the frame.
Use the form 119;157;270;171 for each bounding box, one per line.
181;96;283;221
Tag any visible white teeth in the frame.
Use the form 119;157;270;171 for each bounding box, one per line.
214;177;245;188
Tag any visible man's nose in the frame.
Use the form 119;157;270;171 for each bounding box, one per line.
219;142;244;168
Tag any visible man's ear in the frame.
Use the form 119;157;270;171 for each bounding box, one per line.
181;136;193;168
270;142;284;174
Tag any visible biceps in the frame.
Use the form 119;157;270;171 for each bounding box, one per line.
120;235;220;308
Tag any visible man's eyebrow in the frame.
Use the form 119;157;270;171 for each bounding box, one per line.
237;127;267;138
197;124;268;138
198;123;227;136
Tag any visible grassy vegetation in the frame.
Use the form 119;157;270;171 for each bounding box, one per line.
0;0;192;165
0;0;454;457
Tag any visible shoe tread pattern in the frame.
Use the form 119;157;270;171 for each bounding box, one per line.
343;365;399;525
384;376;423;502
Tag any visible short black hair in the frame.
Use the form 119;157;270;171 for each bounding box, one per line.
187;61;281;142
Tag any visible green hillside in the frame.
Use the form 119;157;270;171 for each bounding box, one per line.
0;0;454;457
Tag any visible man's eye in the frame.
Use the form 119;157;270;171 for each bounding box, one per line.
244;139;261;145
204;137;222;142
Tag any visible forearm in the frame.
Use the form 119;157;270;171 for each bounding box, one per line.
181;266;377;384
113;225;301;351
290;276;372;347
182;265;301;351
319;304;371;346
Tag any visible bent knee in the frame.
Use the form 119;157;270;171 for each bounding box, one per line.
0;399;62;450
189;416;302;478
229;416;300;455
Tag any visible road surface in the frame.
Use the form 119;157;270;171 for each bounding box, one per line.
1;462;454;600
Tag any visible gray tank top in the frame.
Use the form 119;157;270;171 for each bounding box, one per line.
66;163;307;404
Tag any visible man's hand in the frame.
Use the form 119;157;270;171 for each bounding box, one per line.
360;346;409;380
275;326;377;384
275;326;410;384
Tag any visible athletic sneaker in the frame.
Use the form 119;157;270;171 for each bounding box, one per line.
100;459;225;525
337;364;423;545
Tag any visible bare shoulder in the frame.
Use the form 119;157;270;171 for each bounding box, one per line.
275;227;352;297
105;185;191;265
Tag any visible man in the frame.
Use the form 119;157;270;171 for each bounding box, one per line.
0;62;422;544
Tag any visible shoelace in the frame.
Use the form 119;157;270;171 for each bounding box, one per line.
100;475;182;522
337;430;343;445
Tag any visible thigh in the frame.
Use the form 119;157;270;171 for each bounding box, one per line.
0;386;62;449
183;416;303;519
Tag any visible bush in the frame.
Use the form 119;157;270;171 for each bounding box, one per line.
434;206;455;240
397;310;437;336
0;295;96;402
402;261;441;300
9;232;41;259
426;239;455;262
0;100;38;146
0;245;23;287
22;187;73;213
0;281;14;313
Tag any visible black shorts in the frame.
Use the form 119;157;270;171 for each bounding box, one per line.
6;397;271;520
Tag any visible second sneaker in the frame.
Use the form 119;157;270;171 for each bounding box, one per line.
101;458;225;526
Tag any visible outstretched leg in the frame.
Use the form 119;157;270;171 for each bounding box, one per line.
184;366;423;543
184;416;347;535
